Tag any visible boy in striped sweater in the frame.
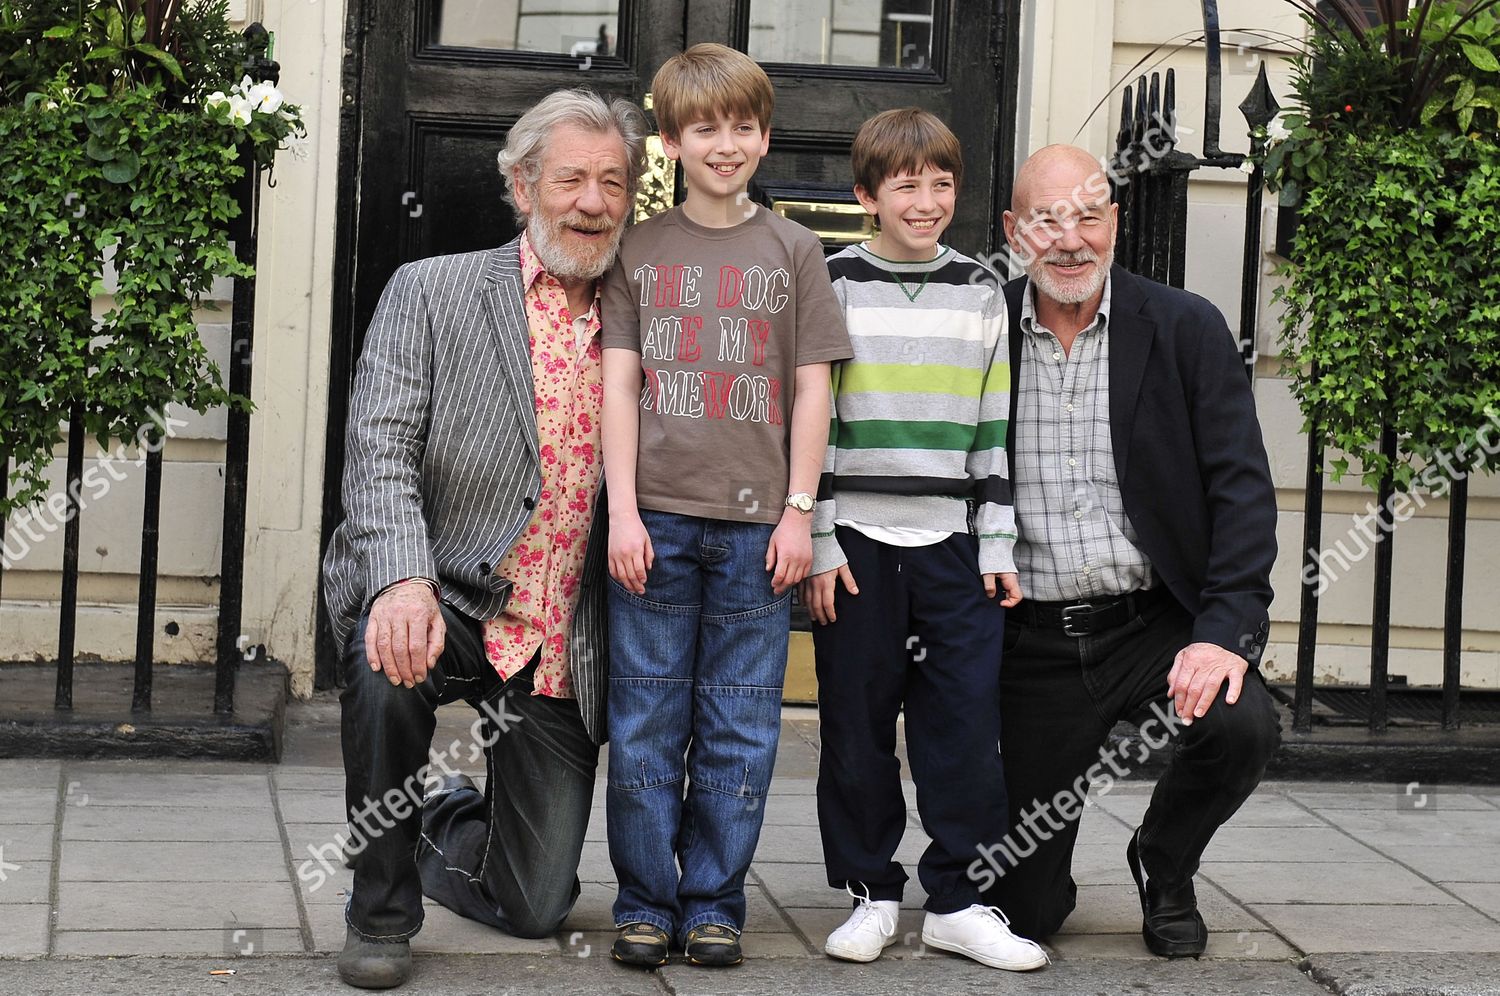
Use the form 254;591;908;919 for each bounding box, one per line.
799;108;1045;972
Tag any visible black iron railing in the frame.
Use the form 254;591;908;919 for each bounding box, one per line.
1108;2;1476;734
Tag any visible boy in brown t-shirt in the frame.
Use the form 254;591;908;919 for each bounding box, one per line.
600;43;851;969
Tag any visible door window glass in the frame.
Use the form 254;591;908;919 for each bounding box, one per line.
748;0;935;70
434;0;620;57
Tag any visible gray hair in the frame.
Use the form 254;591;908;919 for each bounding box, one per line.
497;88;649;216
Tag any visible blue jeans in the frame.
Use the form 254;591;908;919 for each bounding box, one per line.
606;508;792;941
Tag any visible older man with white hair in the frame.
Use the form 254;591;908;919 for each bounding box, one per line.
322;88;647;989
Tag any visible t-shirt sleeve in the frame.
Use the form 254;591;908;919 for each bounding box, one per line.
600;252;641;352
791;235;853;366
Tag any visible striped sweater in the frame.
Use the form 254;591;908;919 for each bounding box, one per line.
811;242;1016;575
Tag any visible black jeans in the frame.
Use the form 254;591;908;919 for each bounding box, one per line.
812;527;1008;914
339;602;598;941
984;590;1281;939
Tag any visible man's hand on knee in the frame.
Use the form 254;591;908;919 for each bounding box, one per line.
1166;642;1247;725
365;583;445;688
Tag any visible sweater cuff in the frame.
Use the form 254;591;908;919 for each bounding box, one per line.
811;530;848;576
978;537;1017;577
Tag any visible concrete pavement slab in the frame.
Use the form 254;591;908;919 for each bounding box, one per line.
0;903;48;957
272;789;348;825
0;858;51;904
1203;826;1390;862
60;803;281;841
58;840;289;882
1307;952;1500;995
1447;882;1500;918
1202;859;1465;906
59;771;270;809
0;760;61;786
0;787;59;824
50;927;307;957
767;777;817;795
268;766;345;790
56;879;300;931
1066;842;1137;885
0;823;55;862
1316;807;1500;848
1249;902;1500;953
1376;845;1500;883
750;861;930;910
1289;787;1496;811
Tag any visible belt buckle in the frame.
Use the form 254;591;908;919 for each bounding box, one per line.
1060;603;1093;637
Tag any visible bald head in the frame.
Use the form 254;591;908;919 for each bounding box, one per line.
1004;144;1117;310
1011;144;1106;213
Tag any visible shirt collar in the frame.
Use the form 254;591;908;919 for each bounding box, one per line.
1020;273;1112;338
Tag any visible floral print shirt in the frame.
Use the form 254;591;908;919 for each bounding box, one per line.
482;233;605;698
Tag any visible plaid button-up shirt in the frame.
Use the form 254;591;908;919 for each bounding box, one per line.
1012;277;1154;602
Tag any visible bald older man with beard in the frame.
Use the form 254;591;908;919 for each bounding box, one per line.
978;145;1281;958
321;89;647;989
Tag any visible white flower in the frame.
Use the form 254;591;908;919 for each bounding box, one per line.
245;81;284;115
205;90;229;113
235;75;255;95
284;131;310;161
228;93;253;126
1267;113;1291;143
1238;158;1256;175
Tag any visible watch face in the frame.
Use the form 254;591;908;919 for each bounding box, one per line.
788;493;815;512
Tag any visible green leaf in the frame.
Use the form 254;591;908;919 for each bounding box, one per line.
42;24;78;39
133;44;185;82
84;135;116;161
1455;78;1477;111
1463;42;1500;73
101;150;141;184
83;45;123;62
1422;93;1446;126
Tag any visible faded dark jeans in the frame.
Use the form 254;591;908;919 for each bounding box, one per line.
339;602;597;941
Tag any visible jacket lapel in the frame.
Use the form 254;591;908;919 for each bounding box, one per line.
1106;265;1154;484
478;237;540;461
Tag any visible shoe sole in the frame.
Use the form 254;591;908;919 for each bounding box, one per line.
824;936;897;963
685;951;743;967
921;932;1048;972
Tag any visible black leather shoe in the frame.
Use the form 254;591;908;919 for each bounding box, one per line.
337;926;412;989
611;922;670;967
1127;828;1207;958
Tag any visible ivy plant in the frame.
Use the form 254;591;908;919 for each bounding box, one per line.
1260;1;1500;490
0;0;303;516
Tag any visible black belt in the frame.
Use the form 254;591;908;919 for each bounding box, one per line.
1012;588;1164;637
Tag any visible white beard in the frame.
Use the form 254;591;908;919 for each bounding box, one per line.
1028;247;1111;305
526;209;624;283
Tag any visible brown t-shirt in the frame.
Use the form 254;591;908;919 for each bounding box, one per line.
602;206;852;524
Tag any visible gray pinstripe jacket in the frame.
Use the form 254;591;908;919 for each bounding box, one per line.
321;236;610;744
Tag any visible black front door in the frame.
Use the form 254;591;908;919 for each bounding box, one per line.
319;0;1020;685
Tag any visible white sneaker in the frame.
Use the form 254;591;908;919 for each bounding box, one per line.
921;904;1048;971
824;890;899;963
